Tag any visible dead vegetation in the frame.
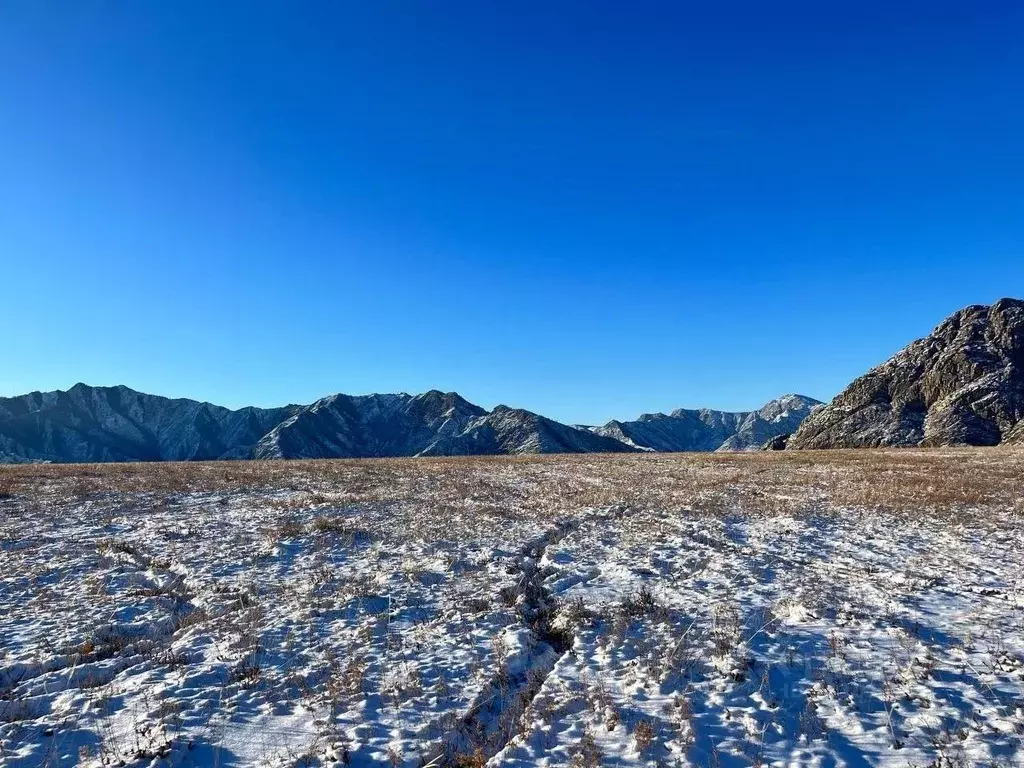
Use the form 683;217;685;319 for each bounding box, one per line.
0;471;16;499
1;448;1022;767
3;447;1023;530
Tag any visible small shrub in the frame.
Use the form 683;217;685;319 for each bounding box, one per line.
571;729;602;768
310;516;371;544
172;607;209;633
463;596;492;614
711;603;741;657
799;697;828;742
605;708;620;731
275;518;305;539
310;515;349;533
620;585;665;620
98;537;141;558
559;595;594;629
633;719;656;752
453;748;487;768
229;659;261;687
340;652;367;696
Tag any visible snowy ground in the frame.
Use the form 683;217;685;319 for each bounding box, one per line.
1;450;1023;767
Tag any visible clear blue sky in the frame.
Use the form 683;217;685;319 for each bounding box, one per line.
2;2;1023;424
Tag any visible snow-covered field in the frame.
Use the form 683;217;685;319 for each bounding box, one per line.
1;451;1023;767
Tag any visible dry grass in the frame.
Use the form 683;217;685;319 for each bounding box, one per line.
2;447;1022;529
2;448;1022;766
0;471;16;499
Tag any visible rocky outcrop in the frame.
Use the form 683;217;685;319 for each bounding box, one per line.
789;298;1024;449
761;434;790;451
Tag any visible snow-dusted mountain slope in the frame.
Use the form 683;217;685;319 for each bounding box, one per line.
0;383;298;463
256;396;633;459
717;393;824;451
419;405;636;456
592;394;822;452
0;385;632;462
252;390;487;459
0;384;819;462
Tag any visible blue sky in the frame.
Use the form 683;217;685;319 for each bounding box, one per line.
2;2;1023;424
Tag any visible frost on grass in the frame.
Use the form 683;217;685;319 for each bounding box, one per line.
0;450;1023;767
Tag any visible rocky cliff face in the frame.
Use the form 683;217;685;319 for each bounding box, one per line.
789;298;1024;449
592;395;821;452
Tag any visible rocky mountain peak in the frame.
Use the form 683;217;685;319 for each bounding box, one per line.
789;298;1024;449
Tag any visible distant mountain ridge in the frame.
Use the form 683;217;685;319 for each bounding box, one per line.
253;390;488;459
0;383;298;463
418;405;634;457
0;384;818;463
590;394;822;452
7;299;1021;462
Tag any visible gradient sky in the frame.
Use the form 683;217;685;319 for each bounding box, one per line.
2;2;1023;424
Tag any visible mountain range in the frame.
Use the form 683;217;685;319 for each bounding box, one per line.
4;298;1022;462
0;384;814;463
590;394;821;452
